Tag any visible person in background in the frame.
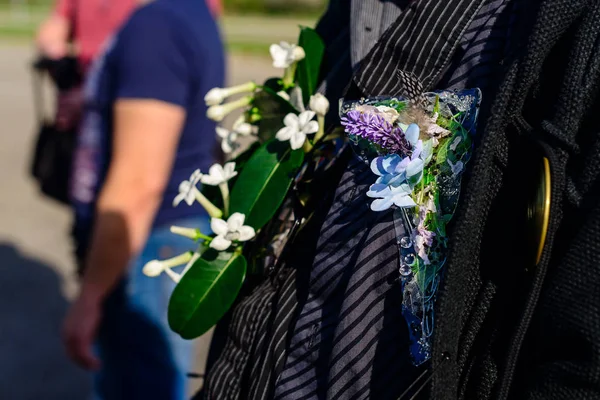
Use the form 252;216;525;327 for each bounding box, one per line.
36;0;137;72
35;0;137;143
35;0;221;131
61;0;224;398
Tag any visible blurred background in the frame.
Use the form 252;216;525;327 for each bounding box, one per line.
0;0;324;398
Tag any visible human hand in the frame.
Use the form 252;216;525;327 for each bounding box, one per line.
36;16;70;60
62;291;102;370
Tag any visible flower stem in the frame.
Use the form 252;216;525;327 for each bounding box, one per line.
219;182;230;217
162;251;194;270
164;268;181;283
171;226;212;242
197;232;213;242
302;138;313;153
224;81;257;98
181;252;201;276
193;188;223;219
170;226;197;240
282;62;298;88
313;115;325;143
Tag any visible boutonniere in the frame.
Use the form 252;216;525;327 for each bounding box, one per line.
341;88;481;365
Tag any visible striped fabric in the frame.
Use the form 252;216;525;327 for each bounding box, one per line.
354;0;488;96
273;157;421;400
201;1;518;399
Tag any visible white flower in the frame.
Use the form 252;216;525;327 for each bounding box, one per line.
200;162;237;186
204;82;257;106
210;213;256;251
270;41;306;69
309;93;330;117
142;252;194;283
216;117;257;154
275;111;319;150
173;169;203;207
207;96;253;122
216;126;239;154
205;88;227;106
234;121;256;137
172;169;223;218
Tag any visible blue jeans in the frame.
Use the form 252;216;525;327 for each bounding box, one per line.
93;216;209;400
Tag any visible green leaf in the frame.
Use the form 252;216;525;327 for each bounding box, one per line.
168;251;247;339
230;139;304;230
253;86;297;142
296;27;325;105
435;136;452;165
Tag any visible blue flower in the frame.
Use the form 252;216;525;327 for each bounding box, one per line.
366;182;416;211
405;123;420;146
366;125;435;212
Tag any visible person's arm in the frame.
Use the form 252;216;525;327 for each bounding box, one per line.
62;7;193;369
36;0;73;59
63;100;184;368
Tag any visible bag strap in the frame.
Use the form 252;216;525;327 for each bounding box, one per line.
31;60;48;125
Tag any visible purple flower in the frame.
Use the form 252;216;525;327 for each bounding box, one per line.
341;110;410;154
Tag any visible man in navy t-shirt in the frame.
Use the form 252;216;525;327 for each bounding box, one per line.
62;0;224;398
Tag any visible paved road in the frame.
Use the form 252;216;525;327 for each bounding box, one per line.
0;44;275;399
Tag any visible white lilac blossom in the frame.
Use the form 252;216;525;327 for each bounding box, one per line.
142;252;194;283
207;96;253;122
216;118;256;154
210;213;256;251
309;93;329;142
216;127;239;154
275;111;319;150
271;42;306;88
200;162;238;186
309;93;330;117
173;169;203;207
173;170;223;218
204;82;257;106
270;41;306;69
201;162;238;216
